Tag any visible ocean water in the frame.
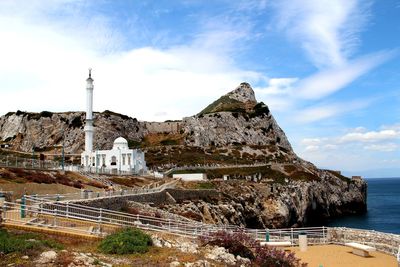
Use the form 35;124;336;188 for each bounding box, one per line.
327;177;400;234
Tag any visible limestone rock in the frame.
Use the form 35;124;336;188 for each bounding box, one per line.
37;250;57;264
205;246;236;265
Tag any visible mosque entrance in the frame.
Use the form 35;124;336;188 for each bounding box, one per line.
111;156;117;166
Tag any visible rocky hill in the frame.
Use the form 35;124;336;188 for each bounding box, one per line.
0;82;367;227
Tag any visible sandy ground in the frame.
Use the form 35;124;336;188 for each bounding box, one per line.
288;244;397;267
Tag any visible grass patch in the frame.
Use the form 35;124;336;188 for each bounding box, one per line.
326;170;351;182
198;95;246;115
98;228;152;254
0;229;63;254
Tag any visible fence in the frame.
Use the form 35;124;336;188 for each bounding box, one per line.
1;196;328;243
0;154;61;170
3;196;400;256
24;180;178;203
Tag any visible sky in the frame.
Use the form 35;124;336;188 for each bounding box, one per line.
0;0;399;177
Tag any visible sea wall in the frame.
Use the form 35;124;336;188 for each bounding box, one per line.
328;227;400;256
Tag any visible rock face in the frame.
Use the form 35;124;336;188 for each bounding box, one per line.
0;82;367;227
159;174;367;228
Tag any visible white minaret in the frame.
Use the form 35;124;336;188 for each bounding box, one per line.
84;68;94;153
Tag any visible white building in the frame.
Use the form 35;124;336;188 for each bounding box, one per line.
172;173;207;181
80;69;147;174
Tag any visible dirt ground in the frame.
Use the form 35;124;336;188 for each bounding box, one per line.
288;244;398;267
0;182;103;199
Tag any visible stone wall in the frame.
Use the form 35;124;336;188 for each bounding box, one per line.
144;122;182;134
328;227;400;256
71;189;218;210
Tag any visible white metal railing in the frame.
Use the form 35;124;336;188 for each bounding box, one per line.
0;154;60;170
24;180;178;203
1;199;328;243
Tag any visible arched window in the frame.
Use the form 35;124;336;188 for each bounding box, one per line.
111;156;117;166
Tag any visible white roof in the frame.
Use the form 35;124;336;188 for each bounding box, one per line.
113;137;129;149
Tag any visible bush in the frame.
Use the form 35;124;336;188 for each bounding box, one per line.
254;245;307;267
98;228;152;254
199;230;257;259
199;230;307;267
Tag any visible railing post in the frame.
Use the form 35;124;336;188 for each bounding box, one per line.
291;228;293;245
54;208;57;227
1;202;6;222
98;208;102;235
66;203;69;218
20;195;26;219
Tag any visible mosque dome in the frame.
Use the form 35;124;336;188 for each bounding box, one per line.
112;137;129;150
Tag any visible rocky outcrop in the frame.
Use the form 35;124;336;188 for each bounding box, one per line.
0;82;367;227
158;174;366;228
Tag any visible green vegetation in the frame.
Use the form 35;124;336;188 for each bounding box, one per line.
327;170;351;182
160;139;179;146
69;116;83;128
249;102;270;118
0;229;63;254
199;231;307;267
128;139;142;148
198;95;246;115
98;228;152;254
102;110;133;120
195;181;215;189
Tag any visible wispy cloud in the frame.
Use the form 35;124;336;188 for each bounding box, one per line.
364;143;398;152
296;51;395;99
300;124;400;152
272;0;370;68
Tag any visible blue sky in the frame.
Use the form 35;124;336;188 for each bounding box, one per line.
0;0;399;177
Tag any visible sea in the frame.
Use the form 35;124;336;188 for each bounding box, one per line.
327;177;400;235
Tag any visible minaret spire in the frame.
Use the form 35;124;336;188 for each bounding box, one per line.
84;68;94;153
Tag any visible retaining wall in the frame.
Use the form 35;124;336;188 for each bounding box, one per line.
328;227;400;256
71;189;218;210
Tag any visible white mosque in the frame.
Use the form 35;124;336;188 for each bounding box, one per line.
80;69;147;174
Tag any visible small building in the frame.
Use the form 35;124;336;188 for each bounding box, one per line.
79;70;147;174
81;137;147;174
172;173;207;181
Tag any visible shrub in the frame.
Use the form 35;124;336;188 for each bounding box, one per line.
0;229;63;254
69;116;83;128
199;230;257;259
98;228;152;254
254;245;307;267
199;230;307;267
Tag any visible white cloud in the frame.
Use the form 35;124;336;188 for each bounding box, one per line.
255;78;298;96
301;138;322;146
294;99;370;123
0;1;264;121
305;145;319;152
364;143;398;152
273;0;369;68
295;51;394;99
339;129;400;143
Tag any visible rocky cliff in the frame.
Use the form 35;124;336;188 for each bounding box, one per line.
0;82;367;227
161;173;367;228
